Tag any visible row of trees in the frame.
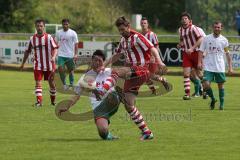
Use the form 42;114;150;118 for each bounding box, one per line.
130;0;240;32
0;0;240;33
185;0;240;32
0;0;130;33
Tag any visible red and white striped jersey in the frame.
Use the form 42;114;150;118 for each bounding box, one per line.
26;33;58;71
142;30;159;47
116;29;154;66
178;24;202;52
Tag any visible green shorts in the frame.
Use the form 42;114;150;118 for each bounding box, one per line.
93;91;120;120
57;56;75;70
203;70;226;83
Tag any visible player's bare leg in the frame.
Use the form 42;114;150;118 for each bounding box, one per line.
95;118;118;140
150;74;170;91
146;79;157;95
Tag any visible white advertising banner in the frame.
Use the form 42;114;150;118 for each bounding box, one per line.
228;43;240;69
0;40;32;64
1;40;240;69
0;40;113;64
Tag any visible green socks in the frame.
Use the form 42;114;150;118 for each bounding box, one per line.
206;88;215;101
59;70;74;86
219;88;224;108
59;71;66;85
206;88;224;109
69;73;74;85
193;79;201;95
106;132;113;140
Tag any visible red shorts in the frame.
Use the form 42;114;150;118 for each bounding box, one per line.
34;70;54;81
182;51;198;68
124;66;150;94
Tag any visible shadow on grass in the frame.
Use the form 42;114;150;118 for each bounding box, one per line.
46;138;102;142
190;107;240;111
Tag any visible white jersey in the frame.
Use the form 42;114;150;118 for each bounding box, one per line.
199;33;229;72
56;29;78;58
77;68;114;110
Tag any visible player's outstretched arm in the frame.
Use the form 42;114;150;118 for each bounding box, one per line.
74;43;78;62
150;47;167;74
104;53;122;67
151;47;165;65
197;51;203;70
58;95;80;115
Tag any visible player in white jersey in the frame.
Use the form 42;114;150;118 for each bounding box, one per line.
58;50;120;140
56;19;78;90
198;21;233;110
20;19;58;107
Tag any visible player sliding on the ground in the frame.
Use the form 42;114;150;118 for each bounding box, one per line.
58;50;121;140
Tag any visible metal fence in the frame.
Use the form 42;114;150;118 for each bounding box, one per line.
1;33;240;42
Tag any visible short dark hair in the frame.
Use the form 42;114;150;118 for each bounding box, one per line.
35;19;45;25
141;17;148;21
115;16;130;27
180;11;191;20
62;18;70;24
92;50;105;61
213;21;223;27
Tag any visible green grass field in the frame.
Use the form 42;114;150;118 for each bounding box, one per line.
0;70;239;160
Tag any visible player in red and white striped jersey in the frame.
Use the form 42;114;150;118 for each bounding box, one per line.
20;19;58;107
177;12;203;100
140;17;168;94
141;17;159;49
96;16;166;140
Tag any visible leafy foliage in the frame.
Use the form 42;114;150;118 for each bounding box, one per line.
0;0;129;33
186;0;240;32
129;0;185;31
0;0;40;32
1;0;240;33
